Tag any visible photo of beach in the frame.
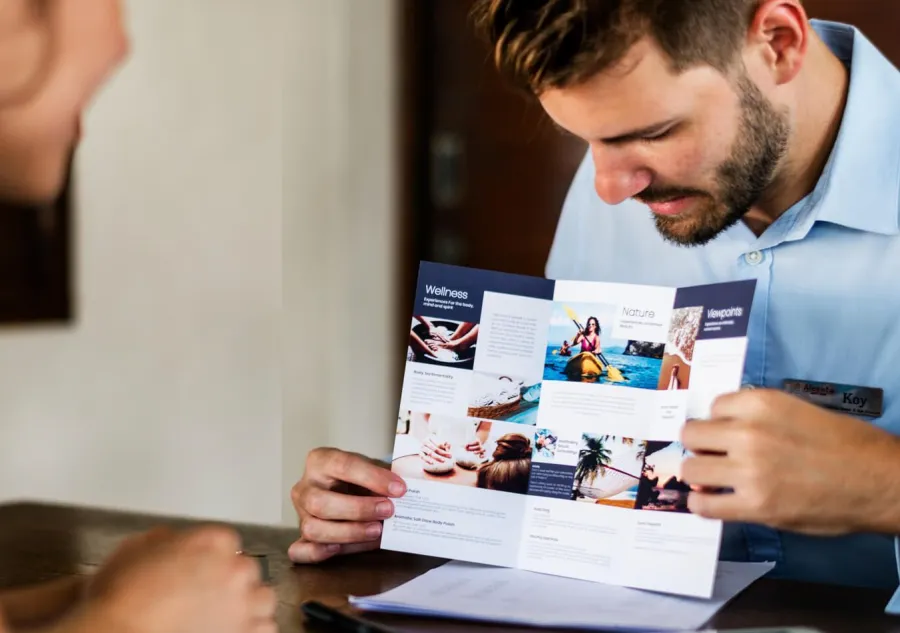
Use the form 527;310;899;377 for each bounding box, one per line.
407;315;479;370
657;306;703;391
543;301;663;390
392;411;533;495
634;441;692;513
571;434;647;508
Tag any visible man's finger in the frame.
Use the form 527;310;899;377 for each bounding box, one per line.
709;388;796;421
299;515;383;545
287;539;342;564
333;540;381;556
680;455;739;489
680;419;743;454
315;449;406;497
303;487;395;522
687;490;748;522
287;538;381;564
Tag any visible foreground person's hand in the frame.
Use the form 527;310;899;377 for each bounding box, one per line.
78;525;276;633
289;447;407;563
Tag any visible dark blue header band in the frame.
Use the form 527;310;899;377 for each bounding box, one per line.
672;279;757;340
412;261;556;323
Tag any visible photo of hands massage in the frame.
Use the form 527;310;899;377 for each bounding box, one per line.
393;411;533;495
407;315;479;369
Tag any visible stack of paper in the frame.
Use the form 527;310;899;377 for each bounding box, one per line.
350;560;774;631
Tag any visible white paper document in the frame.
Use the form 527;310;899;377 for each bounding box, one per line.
350;560;775;632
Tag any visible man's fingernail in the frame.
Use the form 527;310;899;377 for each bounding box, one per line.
326;543;341;553
388;482;405;496
376;501;393;517
366;523;383;539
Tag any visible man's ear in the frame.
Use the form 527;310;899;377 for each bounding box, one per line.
744;0;809;86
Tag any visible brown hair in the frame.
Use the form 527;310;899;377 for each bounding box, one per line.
476;433;532;494
470;0;767;95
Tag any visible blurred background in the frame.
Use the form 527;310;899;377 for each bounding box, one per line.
0;0;895;528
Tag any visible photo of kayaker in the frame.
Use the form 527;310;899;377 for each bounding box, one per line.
407;315;479;370
573;316;603;354
656;306;703;391
634;441;692;513
543;302;663;390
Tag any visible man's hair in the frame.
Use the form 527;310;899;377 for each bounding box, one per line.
470;0;766;95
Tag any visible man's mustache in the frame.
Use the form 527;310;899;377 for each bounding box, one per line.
634;186;708;203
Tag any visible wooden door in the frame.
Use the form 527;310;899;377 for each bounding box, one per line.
0;157;72;324
397;0;587;283
803;1;900;65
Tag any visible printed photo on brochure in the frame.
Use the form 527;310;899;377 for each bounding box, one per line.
385;261;757;599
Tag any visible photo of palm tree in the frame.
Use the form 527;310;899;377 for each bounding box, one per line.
571;434;646;508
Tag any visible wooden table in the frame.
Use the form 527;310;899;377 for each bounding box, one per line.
0;501;898;632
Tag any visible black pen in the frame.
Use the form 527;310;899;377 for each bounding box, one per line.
301;600;398;633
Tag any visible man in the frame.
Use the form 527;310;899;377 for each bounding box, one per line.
0;2;276;631
289;0;900;612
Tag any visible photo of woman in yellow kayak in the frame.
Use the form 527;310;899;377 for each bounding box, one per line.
545;302;663;389
572;316;603;355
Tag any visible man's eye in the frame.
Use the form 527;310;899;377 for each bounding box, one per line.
642;128;673;141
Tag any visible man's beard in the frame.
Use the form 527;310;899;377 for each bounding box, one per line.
642;73;790;247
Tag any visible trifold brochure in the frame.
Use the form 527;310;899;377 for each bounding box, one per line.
384;261;757;599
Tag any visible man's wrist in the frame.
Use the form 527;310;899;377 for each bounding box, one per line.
854;430;900;534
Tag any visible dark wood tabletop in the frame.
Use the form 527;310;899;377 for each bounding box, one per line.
0;501;898;632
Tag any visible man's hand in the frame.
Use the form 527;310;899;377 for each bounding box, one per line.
289;448;407;564
681;389;900;536
81;525;275;633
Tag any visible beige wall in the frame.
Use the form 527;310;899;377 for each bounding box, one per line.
0;0;399;528
282;0;399;524
0;0;283;525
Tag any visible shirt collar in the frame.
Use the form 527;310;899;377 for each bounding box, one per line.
806;19;900;235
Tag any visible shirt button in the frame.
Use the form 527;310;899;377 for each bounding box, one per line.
744;250;764;265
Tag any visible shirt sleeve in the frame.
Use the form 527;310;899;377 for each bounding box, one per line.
886;539;900;613
545;149;594;281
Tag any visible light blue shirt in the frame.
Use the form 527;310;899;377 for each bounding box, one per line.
545;19;900;610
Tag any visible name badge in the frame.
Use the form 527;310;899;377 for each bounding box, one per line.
782;379;883;418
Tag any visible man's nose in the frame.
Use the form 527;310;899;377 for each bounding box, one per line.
591;148;652;205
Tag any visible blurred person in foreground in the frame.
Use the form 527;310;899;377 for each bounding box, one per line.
289;0;900;612
0;2;275;631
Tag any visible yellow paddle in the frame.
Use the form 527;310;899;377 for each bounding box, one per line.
562;305;627;382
